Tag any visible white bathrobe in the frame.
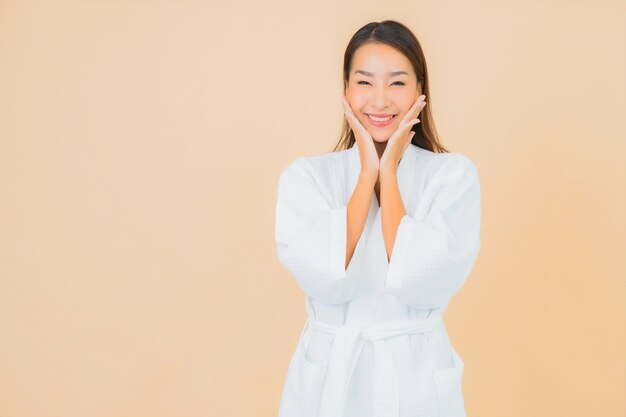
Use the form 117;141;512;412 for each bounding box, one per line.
275;141;481;417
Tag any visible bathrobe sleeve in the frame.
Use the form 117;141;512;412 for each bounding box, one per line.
384;156;481;309
275;158;363;305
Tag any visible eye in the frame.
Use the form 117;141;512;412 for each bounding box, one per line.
357;81;405;86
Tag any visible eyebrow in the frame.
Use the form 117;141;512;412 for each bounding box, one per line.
354;69;409;77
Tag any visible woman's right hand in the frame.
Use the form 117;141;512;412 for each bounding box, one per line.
340;94;379;181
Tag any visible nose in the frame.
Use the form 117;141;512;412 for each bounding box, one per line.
373;85;390;109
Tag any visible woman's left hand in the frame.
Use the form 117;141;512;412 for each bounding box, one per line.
379;95;427;176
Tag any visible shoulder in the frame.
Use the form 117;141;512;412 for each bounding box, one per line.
410;145;479;183
279;147;352;183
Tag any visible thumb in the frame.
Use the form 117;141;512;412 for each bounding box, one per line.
404;131;415;152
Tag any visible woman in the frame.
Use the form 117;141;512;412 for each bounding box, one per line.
275;20;481;417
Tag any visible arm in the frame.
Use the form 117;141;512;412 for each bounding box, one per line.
346;173;377;268
383;157;482;309
275;159;371;304
379;169;406;263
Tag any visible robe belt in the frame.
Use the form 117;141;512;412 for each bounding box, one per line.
305;315;445;417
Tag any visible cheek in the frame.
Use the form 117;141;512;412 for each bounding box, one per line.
400;104;414;117
347;95;367;111
348;97;363;113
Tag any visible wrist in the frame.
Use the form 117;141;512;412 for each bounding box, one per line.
379;168;397;183
359;170;378;186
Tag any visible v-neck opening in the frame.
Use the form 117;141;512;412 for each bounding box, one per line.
372;193;381;221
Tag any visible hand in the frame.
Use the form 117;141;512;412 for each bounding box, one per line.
340;94;379;181
379;95;426;175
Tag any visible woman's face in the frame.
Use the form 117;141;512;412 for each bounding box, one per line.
345;42;422;143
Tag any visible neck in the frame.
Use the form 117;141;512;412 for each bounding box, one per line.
374;141;386;160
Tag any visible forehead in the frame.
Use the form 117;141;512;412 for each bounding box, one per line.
351;43;412;75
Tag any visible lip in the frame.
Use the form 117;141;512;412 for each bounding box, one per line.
365;113;397;127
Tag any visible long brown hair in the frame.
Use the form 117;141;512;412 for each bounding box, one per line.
332;20;449;154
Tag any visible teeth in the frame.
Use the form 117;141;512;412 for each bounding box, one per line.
367;114;394;122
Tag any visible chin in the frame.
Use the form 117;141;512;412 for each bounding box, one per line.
372;135;390;143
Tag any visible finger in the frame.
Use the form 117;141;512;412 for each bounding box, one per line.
403;132;413;152
342;105;360;129
404;131;415;152
341;100;362;128
414;98;427;118
388;119;419;147
401;98;425;124
415;101;426;117
400;100;420;124
340;95;357;118
342;105;369;140
340;97;357;124
343;108;360;129
412;95;426;111
411;96;425;113
340;94;348;109
340;95;349;111
401;119;420;132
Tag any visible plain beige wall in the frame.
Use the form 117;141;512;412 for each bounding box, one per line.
1;0;624;416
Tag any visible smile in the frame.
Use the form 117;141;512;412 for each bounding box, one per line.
365;113;397;127
366;114;396;122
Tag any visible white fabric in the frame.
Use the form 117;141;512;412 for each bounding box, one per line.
275;142;481;417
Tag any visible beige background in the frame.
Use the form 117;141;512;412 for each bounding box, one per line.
1;0;624;416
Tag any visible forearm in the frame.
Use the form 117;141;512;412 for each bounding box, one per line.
346;173;376;269
379;171;406;262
